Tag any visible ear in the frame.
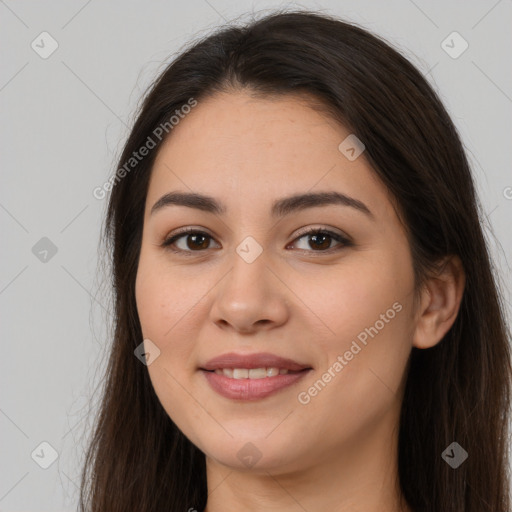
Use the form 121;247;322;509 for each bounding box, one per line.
412;255;466;349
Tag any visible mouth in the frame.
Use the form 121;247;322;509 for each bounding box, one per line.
203;367;307;379
199;352;313;401
200;351;311;372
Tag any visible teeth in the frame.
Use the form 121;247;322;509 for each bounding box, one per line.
233;368;249;379
213;367;290;379
248;368;267;379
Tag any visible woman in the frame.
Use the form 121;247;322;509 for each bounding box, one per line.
80;10;511;512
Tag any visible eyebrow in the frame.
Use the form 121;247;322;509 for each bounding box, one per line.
150;190;373;219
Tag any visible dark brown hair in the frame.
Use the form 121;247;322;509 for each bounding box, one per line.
79;10;511;512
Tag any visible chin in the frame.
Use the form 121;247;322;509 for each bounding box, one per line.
195;429;306;473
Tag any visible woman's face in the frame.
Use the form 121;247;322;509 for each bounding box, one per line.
135;90;417;473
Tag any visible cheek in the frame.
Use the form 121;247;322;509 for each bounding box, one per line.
293;252;413;408
134;252;207;414
135;251;200;343
135;255;208;442
293;255;411;348
292;314;412;459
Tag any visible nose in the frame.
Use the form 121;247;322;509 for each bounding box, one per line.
209;248;290;334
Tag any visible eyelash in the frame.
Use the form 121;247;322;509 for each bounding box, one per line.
160;226;352;256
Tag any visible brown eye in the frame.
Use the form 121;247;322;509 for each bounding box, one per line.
162;227;351;256
291;228;351;252
184;233;211;250
161;230;218;253
307;232;332;250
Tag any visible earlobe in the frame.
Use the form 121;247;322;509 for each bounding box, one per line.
412;255;466;349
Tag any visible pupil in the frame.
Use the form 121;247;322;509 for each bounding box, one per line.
188;234;209;250
311;233;330;250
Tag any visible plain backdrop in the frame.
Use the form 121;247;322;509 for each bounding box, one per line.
1;0;511;510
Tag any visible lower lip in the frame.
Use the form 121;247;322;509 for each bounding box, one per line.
201;369;311;401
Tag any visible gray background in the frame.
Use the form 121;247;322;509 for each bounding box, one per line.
1;0;511;510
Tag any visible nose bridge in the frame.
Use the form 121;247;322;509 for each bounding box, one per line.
226;237;272;303
210;237;289;332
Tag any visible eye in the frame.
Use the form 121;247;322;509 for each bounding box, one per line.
288;227;352;253
161;228;219;254
160;226;352;255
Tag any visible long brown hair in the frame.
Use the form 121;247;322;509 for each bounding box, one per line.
79;10;511;511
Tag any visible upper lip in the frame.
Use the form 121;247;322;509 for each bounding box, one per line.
200;352;312;371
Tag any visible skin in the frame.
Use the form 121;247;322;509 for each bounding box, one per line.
135;90;465;512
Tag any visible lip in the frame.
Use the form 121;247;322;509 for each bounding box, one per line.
201;352;311;372
201;368;311;400
200;352;312;401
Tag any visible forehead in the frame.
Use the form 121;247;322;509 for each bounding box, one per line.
146;90;392;221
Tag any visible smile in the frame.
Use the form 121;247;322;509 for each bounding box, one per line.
201;367;311;400
210;367;298;379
